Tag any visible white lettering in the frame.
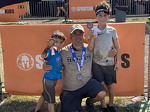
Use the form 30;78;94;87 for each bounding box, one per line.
0;10;5;14
88;7;93;11
77;7;80;11
75;6;93;12
35;55;44;69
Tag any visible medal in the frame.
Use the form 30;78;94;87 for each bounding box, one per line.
87;22;93;29
78;74;83;80
70;45;86;81
48;39;55;46
87;22;96;39
70;45;86;72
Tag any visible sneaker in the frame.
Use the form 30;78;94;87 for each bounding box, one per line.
100;107;109;112
32;109;41;112
36;110;41;112
86;100;97;112
108;106;116;112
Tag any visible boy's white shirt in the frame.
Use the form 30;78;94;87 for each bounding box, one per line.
92;25;107;38
91;25;118;66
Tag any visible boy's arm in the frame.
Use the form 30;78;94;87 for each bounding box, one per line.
88;30;95;51
41;46;50;59
113;38;120;70
41;39;55;59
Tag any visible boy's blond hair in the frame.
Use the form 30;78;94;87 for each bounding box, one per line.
95;1;111;15
51;30;66;41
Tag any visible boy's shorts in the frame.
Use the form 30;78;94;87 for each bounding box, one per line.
42;79;57;103
60;79;105;112
92;62;116;85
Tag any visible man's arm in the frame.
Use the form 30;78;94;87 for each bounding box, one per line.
108;47;117;57
43;61;53;73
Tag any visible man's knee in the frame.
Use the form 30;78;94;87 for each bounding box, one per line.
101;81;105;85
96;91;106;101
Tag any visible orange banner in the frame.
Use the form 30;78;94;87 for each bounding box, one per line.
0;4;19;22
0;2;27;22
69;0;107;19
0;23;145;96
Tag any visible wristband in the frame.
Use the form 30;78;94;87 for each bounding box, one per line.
90;35;96;39
115;62;120;64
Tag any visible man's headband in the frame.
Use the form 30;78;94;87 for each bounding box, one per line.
96;9;109;15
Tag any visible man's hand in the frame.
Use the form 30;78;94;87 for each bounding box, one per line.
43;61;52;73
108;48;117;57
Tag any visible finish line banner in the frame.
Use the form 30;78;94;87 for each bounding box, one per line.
0;23;145;96
69;0;107;19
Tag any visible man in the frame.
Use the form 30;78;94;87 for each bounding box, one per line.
43;24;115;112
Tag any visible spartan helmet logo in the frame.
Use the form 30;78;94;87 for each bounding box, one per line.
17;53;34;71
71;7;76;12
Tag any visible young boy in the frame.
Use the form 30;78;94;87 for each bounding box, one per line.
34;30;66;112
88;1;120;112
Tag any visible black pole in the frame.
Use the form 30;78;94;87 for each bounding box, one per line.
149;0;150;15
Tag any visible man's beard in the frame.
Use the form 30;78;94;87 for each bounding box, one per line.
74;40;83;46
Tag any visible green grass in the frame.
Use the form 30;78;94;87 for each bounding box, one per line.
0;96;37;112
1;95;150;112
1;95;149;112
0;95;139;112
126;17;149;23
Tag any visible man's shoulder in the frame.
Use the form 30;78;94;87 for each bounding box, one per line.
84;43;88;47
60;44;71;55
107;25;116;31
61;43;88;49
62;44;71;50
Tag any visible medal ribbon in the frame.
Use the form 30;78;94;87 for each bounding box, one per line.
51;47;55;55
70;44;86;71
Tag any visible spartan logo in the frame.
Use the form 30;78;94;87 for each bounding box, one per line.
17;53;34;71
71;7;76;12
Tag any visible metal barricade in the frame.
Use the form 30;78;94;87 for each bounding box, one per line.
19;0;69;20
109;0;149;16
19;0;149;20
